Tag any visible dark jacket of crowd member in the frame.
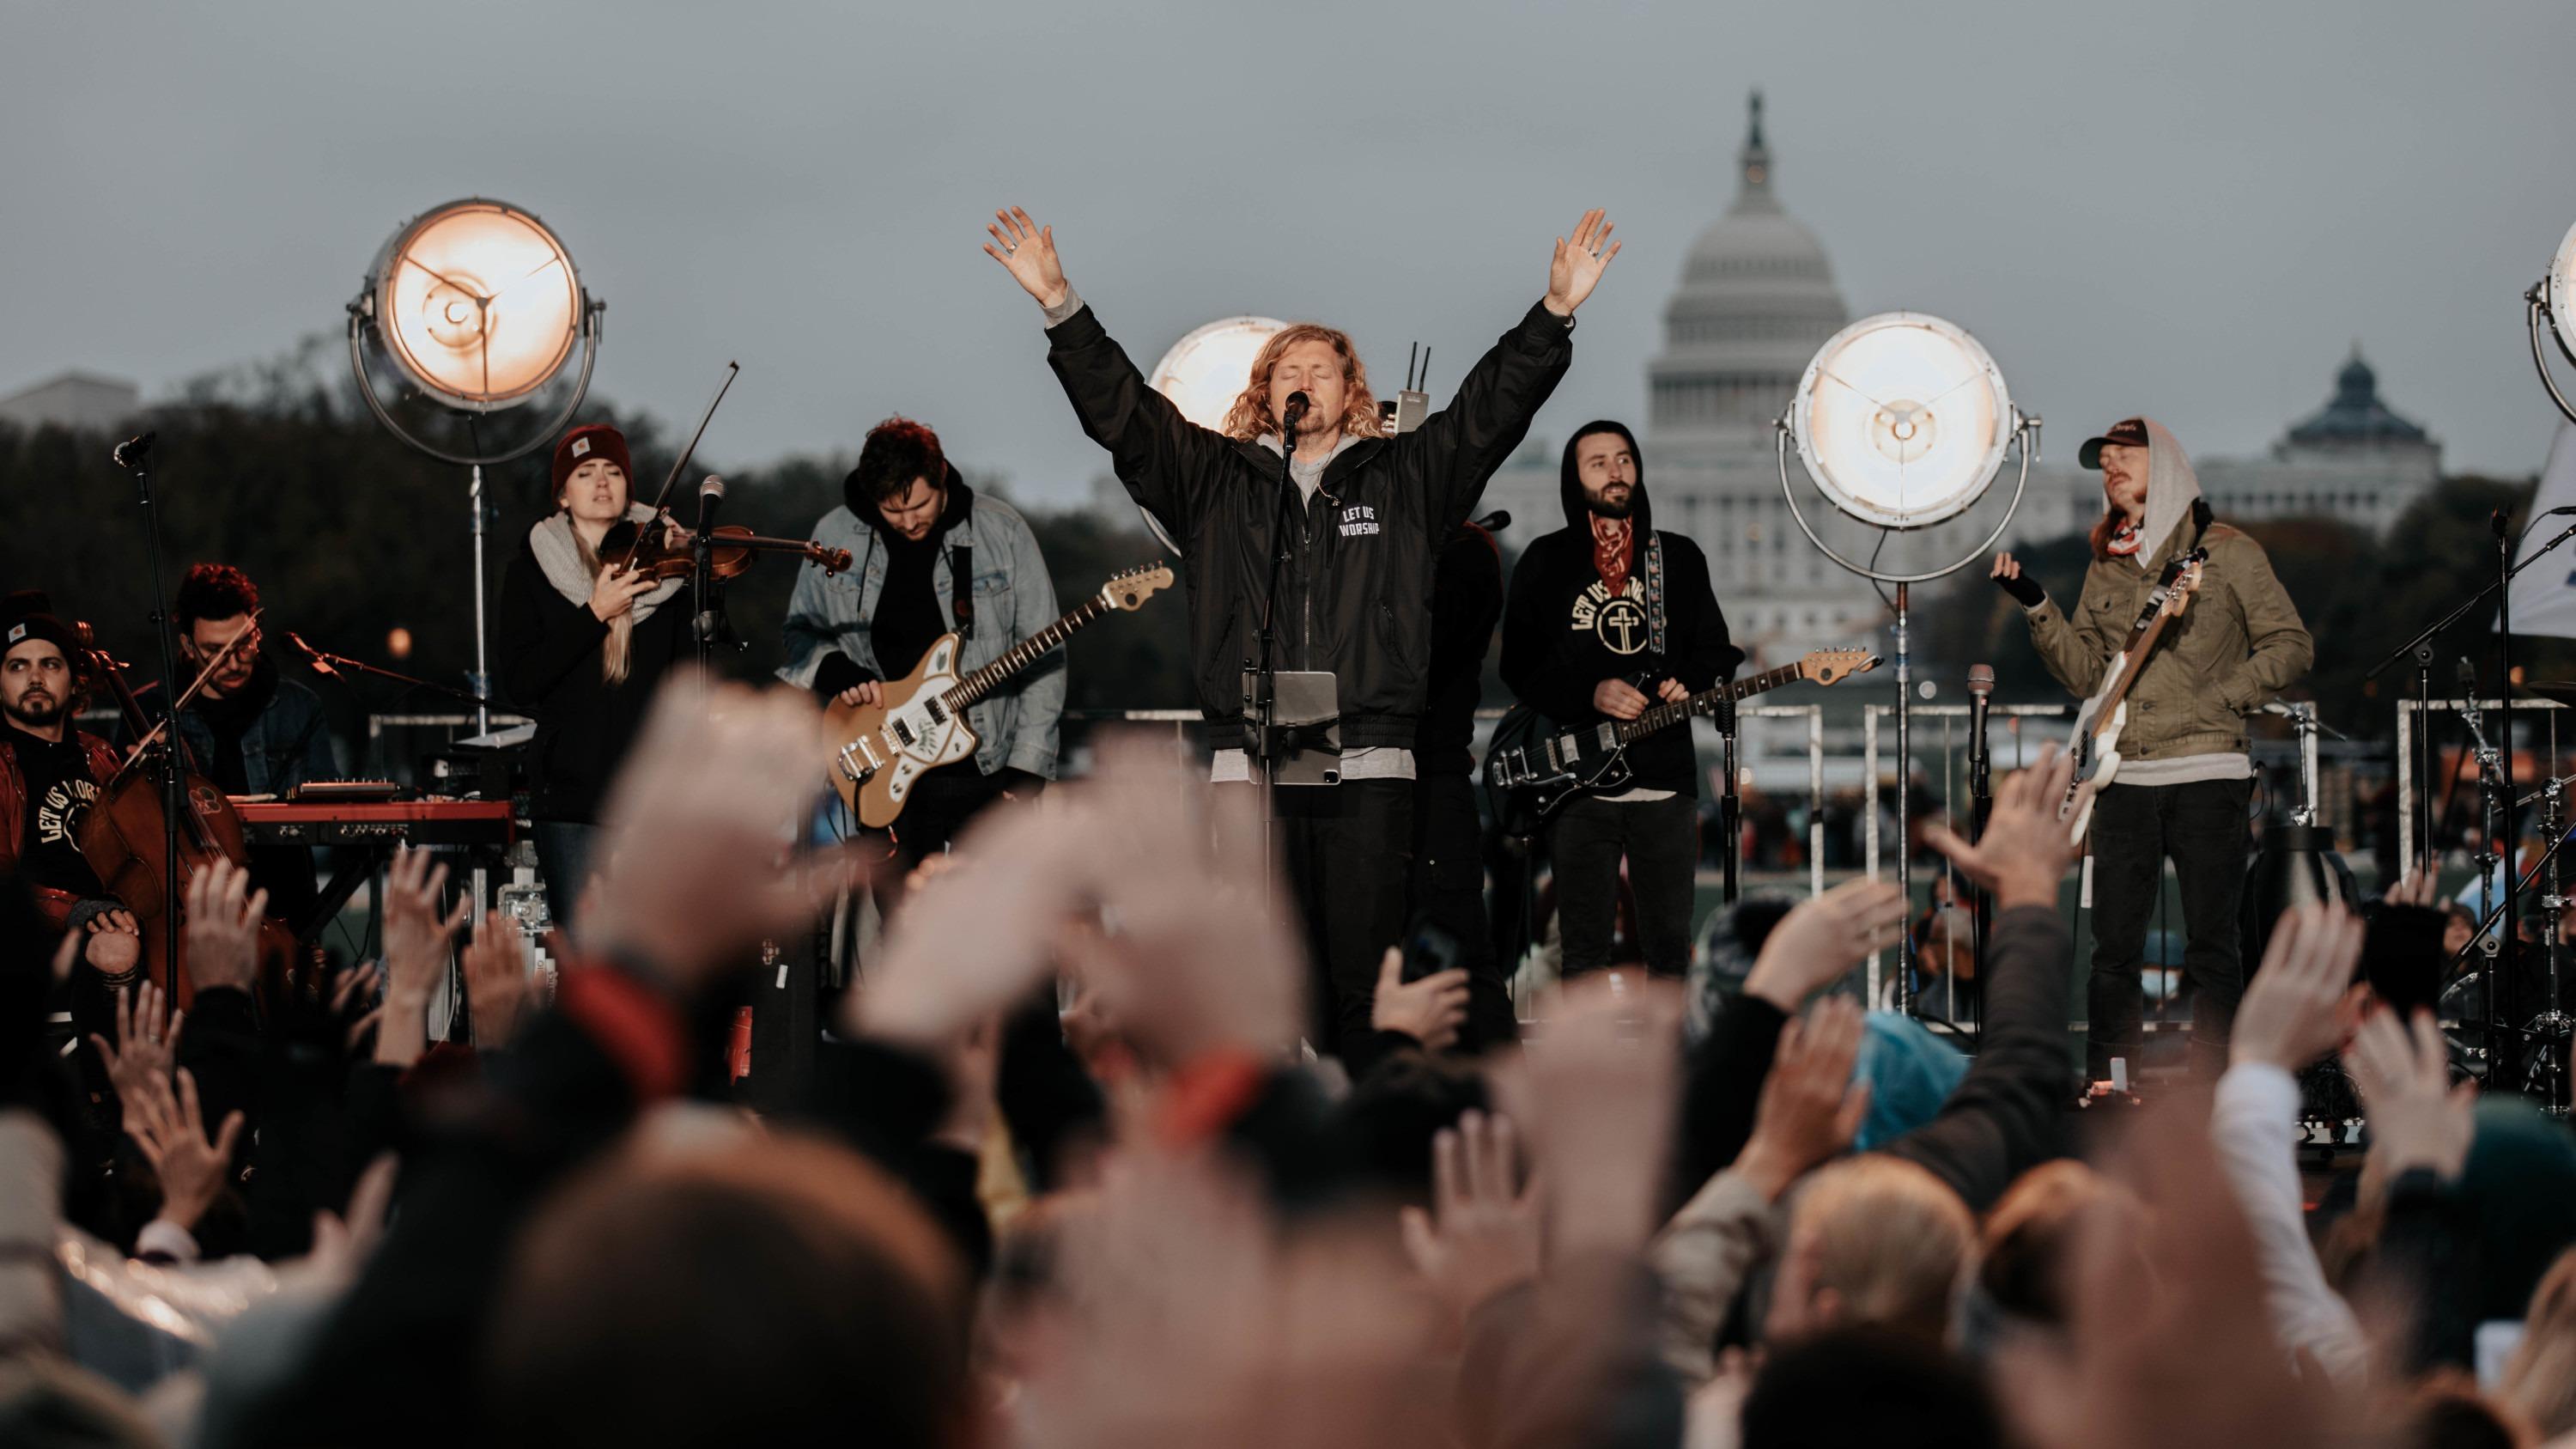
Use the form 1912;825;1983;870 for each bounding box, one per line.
1042;300;1571;751
1501;422;1741;796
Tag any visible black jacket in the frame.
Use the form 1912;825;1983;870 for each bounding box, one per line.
1044;301;1572;750
1499;423;1741;796
495;535;692;823
1415;522;1504;776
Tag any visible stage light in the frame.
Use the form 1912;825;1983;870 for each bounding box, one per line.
1151;316;1287;432
2525;217;2576;425
347;197;605;728
368;201;585;411
1775;310;2038;1019
1789;312;2014;532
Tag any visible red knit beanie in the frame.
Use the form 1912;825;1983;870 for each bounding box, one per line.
551;424;635;500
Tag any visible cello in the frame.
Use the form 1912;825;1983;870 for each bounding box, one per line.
72;616;298;1010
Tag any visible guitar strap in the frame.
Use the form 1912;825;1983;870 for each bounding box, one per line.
1643;531;1667;657
947;541;975;641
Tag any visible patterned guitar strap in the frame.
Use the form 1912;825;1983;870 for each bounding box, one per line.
1643;530;1667;656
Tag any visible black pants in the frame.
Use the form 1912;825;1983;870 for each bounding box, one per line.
1247;777;1413;1059
1552;792;1698;978
2087;776;2251;1079
1410;771;1520;1053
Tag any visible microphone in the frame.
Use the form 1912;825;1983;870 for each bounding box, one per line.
284;630;339;679
1280;391;1311;436
112;432;155;471
696;474;726;533
1471;510;1511;532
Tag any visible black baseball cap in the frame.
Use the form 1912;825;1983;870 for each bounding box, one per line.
2078;417;2149;470
1;591;78;661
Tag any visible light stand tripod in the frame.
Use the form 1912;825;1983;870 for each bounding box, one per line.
110;433;187;986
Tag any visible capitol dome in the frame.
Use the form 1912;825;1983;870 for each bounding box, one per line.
1650;93;1849;440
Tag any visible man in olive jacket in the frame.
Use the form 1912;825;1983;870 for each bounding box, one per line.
1990;416;2312;1081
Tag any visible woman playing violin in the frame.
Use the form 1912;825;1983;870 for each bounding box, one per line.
496;424;693;926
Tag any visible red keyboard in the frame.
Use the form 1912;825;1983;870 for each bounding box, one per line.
233;799;514;847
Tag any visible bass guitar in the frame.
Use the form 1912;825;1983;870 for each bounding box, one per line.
823;565;1174;828
1485;647;1879;830
2060;548;2207;843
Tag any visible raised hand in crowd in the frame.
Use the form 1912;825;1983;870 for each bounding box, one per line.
89;980;181;1131
129;1067;243;1234
2230;902;2367;1074
1734;997;1871;1202
379;846;469;1068
462;911;533;1049
1521;973;1682;1255
1544;207;1622;316
1401;1110;1542;1319
1923;742;2087;910
984;205;1070;309
331;960;383;1056
2384;868;2441;909
1741;877;1906;1012
585;674;859;989
82;905;143;978
181;857;269;995
1372;947;1469;1052
2346;1007;2476;1197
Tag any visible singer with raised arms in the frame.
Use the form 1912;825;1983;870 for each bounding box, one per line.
984;204;1616;1058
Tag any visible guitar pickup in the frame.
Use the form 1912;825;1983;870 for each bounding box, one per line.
925;698;949;726
890;718;915;748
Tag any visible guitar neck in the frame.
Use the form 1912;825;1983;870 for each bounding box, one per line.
1615;661;1807;743
2094;612;2178;721
945;595;1112;709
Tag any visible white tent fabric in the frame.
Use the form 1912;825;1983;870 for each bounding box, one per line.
2506;424;2576;639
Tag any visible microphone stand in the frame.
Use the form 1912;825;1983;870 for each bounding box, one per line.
1716;691;1740;905
295;639;490;709
1246;412;1306;901
1966;671;1993;1054
114;441;187;1002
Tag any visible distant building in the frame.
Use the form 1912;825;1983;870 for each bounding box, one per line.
1483;94;2445;669
0;370;141;434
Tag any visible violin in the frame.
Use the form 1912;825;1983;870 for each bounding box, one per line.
603;508;854;582
71;618;298;1010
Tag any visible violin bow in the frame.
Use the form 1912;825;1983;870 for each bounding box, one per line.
115;607;265;782
617;361;741;573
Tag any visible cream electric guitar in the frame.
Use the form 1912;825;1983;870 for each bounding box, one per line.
823;564;1173;828
2062;549;2206;843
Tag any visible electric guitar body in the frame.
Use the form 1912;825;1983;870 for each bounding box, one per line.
2062;547;2207;843
822;564;1174;831
823;634;981;830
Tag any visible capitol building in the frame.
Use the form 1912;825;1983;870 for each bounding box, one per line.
1480;94;2441;667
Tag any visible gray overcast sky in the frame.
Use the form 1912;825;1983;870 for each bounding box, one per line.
5;0;2573;509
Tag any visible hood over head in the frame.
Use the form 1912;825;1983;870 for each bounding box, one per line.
2134;417;2206;560
1559;420;1652;534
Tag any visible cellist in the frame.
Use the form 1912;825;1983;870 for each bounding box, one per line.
0;592;143;981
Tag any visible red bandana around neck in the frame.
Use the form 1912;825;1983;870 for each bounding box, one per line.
2105;520;2142;557
1591;514;1634;597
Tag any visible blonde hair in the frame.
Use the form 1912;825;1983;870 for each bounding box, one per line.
1219;324;1386;443
574;529;635;685
2501;1246;2576;1438
1789;1156;1976;1342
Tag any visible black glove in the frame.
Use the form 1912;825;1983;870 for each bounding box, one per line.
1995;568;2045;609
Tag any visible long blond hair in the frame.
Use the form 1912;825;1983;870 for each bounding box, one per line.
1219;324;1386;443
574;530;635;685
2502;1246;2576;1438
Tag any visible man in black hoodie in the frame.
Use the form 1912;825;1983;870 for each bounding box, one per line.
982;204;1617;1056
1501;422;1741;979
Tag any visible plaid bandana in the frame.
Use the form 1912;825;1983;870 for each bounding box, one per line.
2105;521;2142;557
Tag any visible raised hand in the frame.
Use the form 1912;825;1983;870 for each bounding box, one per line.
2343;1007;2476;1190
1400;1110;1542;1318
2229;903;2366;1073
130;1068;243;1233
1742;877;1907;1012
1523;973;1681;1254
983;205;1069;310
380;847;468;1068
463;911;533;1049
182;857;269;995
83;909;143;979
1544;208;1621;317
1734;996;1872;1200
587;674;865;991
1371;947;1468;1051
89;981;182;1132
1922;742;2087;910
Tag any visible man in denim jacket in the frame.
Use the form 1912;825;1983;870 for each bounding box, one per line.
780;417;1062;878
